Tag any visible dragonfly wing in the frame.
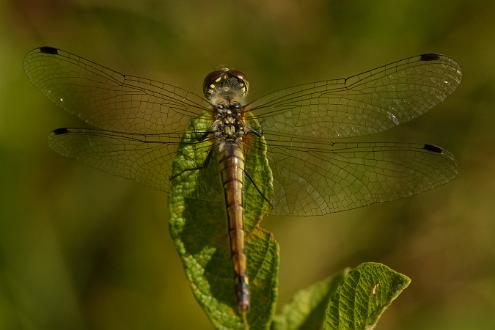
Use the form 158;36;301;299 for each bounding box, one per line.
249;54;461;140
49;128;211;192
24;46;209;134
263;137;457;216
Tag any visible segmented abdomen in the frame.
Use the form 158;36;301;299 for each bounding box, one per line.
219;143;250;312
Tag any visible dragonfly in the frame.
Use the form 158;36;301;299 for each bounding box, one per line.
24;46;461;312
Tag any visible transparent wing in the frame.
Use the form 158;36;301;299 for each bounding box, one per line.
49;128;213;192
24;46;209;134
248;54;462;140
260;135;457;215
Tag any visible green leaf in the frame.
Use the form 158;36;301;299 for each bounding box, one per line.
168;113;410;329
273;263;410;330
325;262;411;329
272;269;349;330
169;112;278;329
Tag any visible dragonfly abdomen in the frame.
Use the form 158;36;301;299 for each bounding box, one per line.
219;143;250;312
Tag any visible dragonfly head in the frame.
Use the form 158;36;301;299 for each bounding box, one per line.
203;68;249;105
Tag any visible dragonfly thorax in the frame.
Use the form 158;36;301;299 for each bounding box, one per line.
212;102;246;146
204;69;249;146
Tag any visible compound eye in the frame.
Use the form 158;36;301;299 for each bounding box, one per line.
228;70;246;82
203;68;249;99
232;102;241;110
203;69;228;97
229;70;249;96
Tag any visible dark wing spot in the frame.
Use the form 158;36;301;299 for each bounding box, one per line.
423;144;443;153
52;128;68;135
420;53;440;61
39;46;59;55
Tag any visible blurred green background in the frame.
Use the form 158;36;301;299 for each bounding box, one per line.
1;0;494;329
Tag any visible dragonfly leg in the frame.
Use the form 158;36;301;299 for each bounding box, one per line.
243;169;273;210
169;148;214;181
245;127;262;137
